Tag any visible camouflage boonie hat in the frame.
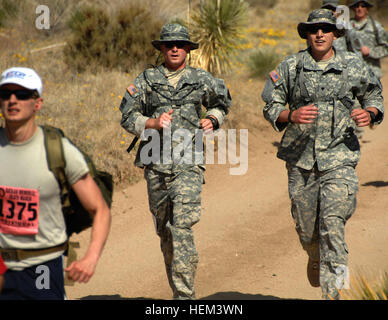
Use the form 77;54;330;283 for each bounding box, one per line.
321;0;339;10
152;23;199;51
297;9;345;39
349;0;373;8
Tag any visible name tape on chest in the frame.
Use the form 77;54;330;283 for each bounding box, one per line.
127;84;138;96
269;70;280;83
0;186;39;235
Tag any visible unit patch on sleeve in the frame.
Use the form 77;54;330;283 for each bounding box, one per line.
269;70;280;83
127;85;138;96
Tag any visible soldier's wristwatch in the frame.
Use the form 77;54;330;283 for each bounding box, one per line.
368;110;376;124
206;116;219;130
288;110;293;123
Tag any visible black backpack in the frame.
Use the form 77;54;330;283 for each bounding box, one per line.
41;125;113;237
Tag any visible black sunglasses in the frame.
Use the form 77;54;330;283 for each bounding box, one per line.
164;41;188;49
0;89;38;100
307;24;336;34
354;2;368;8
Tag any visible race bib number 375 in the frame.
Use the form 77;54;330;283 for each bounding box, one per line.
0;186;39;235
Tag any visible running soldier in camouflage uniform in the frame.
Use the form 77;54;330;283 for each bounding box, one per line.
348;0;388;79
261;9;384;300
119;23;231;299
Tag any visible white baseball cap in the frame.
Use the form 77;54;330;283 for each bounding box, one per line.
0;67;43;96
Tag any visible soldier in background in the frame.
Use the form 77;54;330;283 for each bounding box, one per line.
119;23;231;299
261;9;384;299
348;0;388;80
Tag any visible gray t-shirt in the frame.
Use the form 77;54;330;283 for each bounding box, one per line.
0;126;89;270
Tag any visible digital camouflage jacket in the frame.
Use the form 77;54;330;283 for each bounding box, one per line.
262;48;384;171
120;65;231;173
348;16;388;78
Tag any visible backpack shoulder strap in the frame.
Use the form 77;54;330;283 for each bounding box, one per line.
369;16;382;45
41;125;71;208
292;51;309;103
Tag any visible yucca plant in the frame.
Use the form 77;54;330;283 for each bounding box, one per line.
189;0;248;75
339;271;388;300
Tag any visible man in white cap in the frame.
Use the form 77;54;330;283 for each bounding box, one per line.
0;67;111;300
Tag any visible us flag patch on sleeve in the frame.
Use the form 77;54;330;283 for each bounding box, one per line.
269;70;280;83
127;84;138;96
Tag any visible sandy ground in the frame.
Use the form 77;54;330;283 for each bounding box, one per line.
65;61;388;301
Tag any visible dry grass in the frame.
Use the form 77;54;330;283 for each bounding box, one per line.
340;271;388;300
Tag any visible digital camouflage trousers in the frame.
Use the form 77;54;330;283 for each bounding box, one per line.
286;164;358;300
145;166;204;299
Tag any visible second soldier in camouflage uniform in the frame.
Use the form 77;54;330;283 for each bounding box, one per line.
348;0;388;79
262;9;384;300
119;23;231;299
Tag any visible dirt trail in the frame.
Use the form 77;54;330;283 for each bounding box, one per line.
66;61;388;301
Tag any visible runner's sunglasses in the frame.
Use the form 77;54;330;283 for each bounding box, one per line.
164;41;188;49
307;24;336;34
0;89;38;100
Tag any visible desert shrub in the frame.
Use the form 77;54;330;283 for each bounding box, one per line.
0;0;20;27
248;49;281;79
64;2;163;73
64;5;114;72
113;4;163;72
190;0;249;75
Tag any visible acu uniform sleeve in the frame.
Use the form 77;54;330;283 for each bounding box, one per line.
356;62;384;124
204;77;232;127
368;20;388;60
261;60;289;132
119;74;149;137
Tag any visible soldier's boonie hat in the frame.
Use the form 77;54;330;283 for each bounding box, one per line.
0;67;43;96
152;23;199;51
349;0;373;8
321;0;339;10
297;9;345;39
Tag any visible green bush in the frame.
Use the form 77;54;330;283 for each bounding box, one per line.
248;49;282;79
64;3;163;73
114;4;163;71
0;0;20;27
64;6;113;72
